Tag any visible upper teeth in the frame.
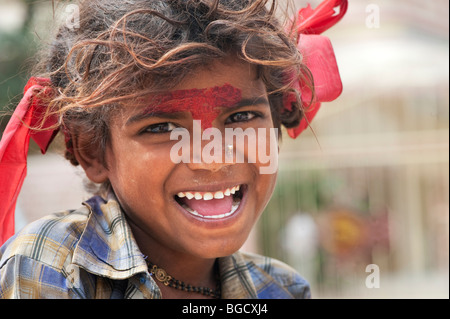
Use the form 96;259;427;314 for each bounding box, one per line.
177;185;240;201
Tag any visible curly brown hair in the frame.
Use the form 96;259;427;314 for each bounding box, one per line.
34;0;312;178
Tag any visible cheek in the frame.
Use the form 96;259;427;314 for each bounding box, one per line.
238;122;278;175
255;171;278;211
248;124;279;212
106;140;174;201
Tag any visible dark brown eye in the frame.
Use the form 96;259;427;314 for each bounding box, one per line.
143;122;177;134
225;111;260;124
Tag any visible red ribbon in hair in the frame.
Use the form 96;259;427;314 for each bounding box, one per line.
285;0;348;138
0;77;58;245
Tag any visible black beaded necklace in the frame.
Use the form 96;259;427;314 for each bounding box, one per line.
146;260;221;299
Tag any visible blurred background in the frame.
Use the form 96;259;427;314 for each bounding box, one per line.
0;0;448;298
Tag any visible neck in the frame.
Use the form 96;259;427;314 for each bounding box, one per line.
128;217;218;297
148;248;217;286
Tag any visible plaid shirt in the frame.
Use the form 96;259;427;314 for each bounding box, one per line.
0;194;310;299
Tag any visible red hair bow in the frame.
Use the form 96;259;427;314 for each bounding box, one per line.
0;77;58;245
285;0;348;138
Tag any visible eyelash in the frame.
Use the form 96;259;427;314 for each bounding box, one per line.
225;111;263;125
141;122;178;134
141;111;263;134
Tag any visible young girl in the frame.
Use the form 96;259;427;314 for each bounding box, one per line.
0;0;346;299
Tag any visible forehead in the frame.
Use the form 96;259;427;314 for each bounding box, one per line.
143;84;243;129
120;59;268;128
171;58;264;95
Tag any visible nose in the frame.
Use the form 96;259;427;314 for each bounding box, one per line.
186;134;235;172
187;160;234;172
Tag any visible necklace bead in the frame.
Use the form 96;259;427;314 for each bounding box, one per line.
146;260;221;299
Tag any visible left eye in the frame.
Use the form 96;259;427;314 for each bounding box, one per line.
143;122;177;134
225;111;260;124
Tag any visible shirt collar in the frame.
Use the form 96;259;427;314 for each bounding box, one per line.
218;253;258;298
72;193;148;279
218;252;296;299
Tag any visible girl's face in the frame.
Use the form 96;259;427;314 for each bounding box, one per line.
104;59;278;259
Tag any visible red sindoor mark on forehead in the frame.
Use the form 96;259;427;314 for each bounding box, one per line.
144;84;242;129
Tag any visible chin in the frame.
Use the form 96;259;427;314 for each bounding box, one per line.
187;231;252;259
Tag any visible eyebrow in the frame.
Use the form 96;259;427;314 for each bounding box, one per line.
125;96;270;126
126;110;187;126
231;96;270;110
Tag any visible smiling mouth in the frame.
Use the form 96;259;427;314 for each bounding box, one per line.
174;184;245;219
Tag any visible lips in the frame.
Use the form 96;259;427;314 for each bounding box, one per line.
174;184;245;219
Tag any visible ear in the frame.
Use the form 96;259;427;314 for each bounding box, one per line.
71;132;109;184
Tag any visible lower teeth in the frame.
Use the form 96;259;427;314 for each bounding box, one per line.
182;199;241;219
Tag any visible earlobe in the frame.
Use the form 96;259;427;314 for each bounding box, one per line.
84;165;109;184
71;133;109;184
